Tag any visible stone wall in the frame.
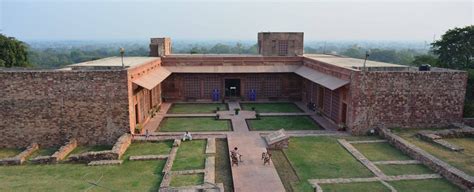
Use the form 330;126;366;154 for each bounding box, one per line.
378;128;474;190
0;143;38;165
348;70;467;134
0;70;130;148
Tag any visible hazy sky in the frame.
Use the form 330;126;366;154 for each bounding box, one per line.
1;0;472;41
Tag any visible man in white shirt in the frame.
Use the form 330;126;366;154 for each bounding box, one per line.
182;131;192;141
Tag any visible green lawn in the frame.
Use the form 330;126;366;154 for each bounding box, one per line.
0;145;167;191
215;139;234;192
389;179;462;192
352;142;411;161
392;128;474;176
0;148;22;159
172;140;206;171
168;103;227;114
240;103;302;113
159;117;231;132
169;173;204;187
320;182;390;192
122;141;173;159
377;164;433;176
280;137;374;191
247;116;321;131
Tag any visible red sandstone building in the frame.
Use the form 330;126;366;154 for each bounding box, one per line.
0;32;467;148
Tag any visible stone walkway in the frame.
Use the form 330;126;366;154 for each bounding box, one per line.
225;101;286;192
309;139;443;192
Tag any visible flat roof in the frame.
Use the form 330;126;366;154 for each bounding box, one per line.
163;65;299;73
304;54;408;70
166;54;262;57
68;57;159;68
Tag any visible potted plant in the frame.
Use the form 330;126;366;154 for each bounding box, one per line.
337;123;347;131
251;107;256;111
235;108;240;115
256;112;261;120
215;114;220;120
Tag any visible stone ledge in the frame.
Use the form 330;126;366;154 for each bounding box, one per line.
68;150;117;163
0;143;38;166
87;160;123;166
372;160;421;165
347;140;387;144
129;155;169;161
30;156;55;164
51;139;77;162
111;134;132;159
204;156;216;183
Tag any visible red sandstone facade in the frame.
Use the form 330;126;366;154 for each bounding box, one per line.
0;32;468;147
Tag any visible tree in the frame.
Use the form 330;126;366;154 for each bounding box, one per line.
431;25;473;69
0;34;30;67
411;54;439;66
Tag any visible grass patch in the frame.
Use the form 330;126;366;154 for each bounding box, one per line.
0;148;22;159
159;117;231;132
352;142;411;161
240;103;302;113
392;128;474;176
389;179;461;192
282;137;374;191
270;150;299;192
215;139;234;192
247;116;321;131
377;164;433;176
169;173;204;187
172;140;206;171
29;148;58;159
122;141;173;160
0;152;166;191
320;182;390;192
168;103;227;114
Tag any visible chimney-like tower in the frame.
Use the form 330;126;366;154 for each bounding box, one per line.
149;37;172;57
258;32;304;56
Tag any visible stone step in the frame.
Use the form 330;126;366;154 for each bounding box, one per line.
129;155;169;161
87;160;123;166
206;138;216;154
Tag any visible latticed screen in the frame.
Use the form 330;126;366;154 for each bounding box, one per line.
278;40;288;56
203;76;221;99
139;91;146;122
183;77;200;98
262;76;282;97
310;83;319;103
323;88;332;117
330;90;340;121
245;76;261;93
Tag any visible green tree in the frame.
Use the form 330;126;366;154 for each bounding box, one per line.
432;25;473;69
411;54;439;66
0;34;29;67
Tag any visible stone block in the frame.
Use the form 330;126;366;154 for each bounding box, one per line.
264;129;289;149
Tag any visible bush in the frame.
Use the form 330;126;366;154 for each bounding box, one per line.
464;100;474;117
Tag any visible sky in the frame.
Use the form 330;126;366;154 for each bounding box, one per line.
0;0;472;41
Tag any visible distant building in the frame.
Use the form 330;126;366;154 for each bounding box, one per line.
0;32;467;148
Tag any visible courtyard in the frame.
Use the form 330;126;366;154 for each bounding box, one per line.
0;102;469;192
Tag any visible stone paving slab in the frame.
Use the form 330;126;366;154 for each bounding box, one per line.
347;140;388;144
163;140;179;174
129;155;169;161
206;138;216;154
87;160;123;166
383;174;442;181
170;169;205;175
204;156;216;183
227;132;286;192
372;160;421;165
338;139;386;178
144;102;171;132
309;177;380;184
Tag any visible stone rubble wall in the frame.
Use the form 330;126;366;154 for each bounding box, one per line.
0;143;38;165
377;127;474;190
349;70;467;134
0;70;130;148
67;133;131;163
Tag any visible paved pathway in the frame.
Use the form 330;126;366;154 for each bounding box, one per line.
227;132;286;192
225;101;286;192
